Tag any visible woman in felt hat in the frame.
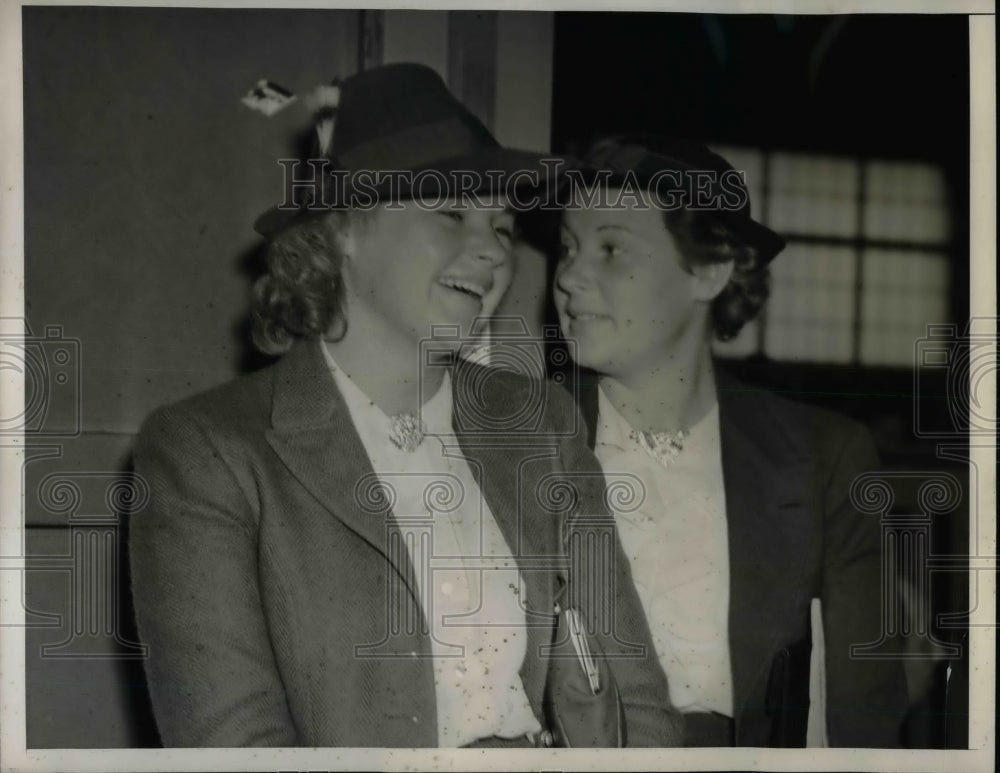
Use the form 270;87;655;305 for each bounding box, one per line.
552;134;910;747
128;65;680;748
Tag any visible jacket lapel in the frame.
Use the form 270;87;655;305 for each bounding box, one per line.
716;369;810;739
452;364;564;718
264;340;421;603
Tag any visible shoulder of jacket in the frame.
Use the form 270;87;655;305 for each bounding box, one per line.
138;362;275;442
719;372;872;460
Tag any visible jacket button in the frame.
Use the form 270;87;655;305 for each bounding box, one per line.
411;715;420;724
539;730;554;747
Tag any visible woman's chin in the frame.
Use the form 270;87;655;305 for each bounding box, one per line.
566;343;616;375
426;308;481;338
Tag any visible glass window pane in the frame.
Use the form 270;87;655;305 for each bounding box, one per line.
863;161;950;243
764;244;856;363
768;153;859;237
860;250;950;367
866;160;947;201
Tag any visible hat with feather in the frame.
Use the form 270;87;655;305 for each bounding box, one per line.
254;63;561;237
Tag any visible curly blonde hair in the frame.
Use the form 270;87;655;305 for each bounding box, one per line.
250;212;353;355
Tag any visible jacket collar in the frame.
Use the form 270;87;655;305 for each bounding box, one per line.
266;339;415;591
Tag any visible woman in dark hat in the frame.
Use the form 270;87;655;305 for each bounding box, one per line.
553;134;910;747
128;66;680;748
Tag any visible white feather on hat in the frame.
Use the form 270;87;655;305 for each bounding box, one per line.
305;79;342;159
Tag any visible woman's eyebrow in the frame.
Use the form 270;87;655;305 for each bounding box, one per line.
596;224;632;234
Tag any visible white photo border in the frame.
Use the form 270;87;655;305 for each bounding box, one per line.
0;2;994;771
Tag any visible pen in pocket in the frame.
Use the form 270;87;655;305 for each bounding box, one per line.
565;608;600;695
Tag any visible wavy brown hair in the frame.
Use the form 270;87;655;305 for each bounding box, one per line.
661;207;769;341
250;211;353;355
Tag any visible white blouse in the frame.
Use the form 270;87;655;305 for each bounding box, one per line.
321;341;541;746
594;385;734;716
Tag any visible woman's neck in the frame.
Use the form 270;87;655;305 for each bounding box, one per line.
323;323;445;417
600;331;717;434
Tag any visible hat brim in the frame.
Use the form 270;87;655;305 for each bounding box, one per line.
721;215;786;264
562;166;786;264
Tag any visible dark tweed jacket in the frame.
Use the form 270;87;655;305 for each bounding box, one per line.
571;367;910;747
129;340;682;748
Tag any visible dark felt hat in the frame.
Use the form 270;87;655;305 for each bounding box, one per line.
576;134;787;263
254;63;558;237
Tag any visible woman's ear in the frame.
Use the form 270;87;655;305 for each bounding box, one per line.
338;219;356;267
338;206;377;275
337;217;359;292
690;260;734;302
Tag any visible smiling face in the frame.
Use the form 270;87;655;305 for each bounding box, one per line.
554;189;713;380
341;197;515;350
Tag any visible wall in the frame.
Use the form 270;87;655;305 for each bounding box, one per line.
21;7;555;749
23;7;360;747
